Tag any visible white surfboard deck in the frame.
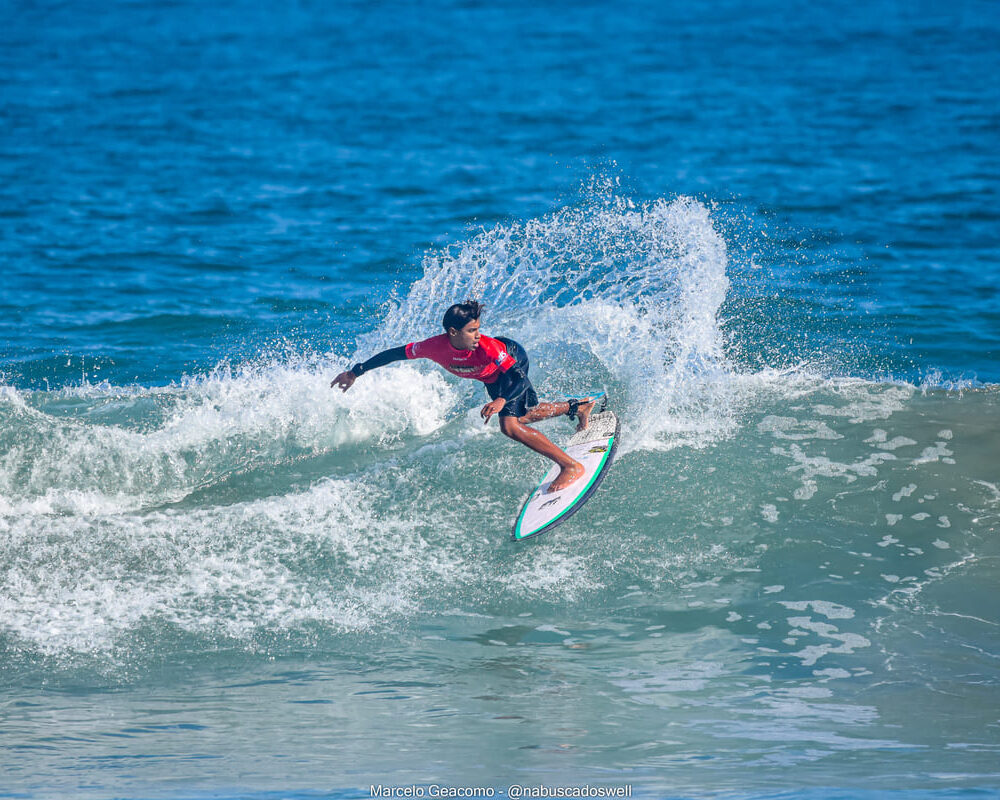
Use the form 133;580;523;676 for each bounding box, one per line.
511;409;619;541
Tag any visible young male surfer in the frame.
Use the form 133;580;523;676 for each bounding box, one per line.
330;300;598;492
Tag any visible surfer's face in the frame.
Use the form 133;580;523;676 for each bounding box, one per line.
448;319;481;350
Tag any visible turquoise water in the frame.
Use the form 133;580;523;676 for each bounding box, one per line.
2;1;999;798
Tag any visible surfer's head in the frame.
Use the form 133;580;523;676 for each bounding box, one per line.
444;300;483;350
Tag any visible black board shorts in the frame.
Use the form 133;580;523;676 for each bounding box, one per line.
485;338;539;418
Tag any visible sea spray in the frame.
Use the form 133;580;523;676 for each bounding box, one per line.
362;195;735;451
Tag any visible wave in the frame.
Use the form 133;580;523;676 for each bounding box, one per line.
2;374;996;665
1;195;998;665
0;194;742;515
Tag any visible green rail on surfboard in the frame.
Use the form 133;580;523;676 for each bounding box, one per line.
512;393;619;541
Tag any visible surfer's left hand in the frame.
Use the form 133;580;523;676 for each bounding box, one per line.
481;398;506;424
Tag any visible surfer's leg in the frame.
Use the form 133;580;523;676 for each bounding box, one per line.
499;416;585;493
572;397;597;432
519;401;571;424
519;398;597;431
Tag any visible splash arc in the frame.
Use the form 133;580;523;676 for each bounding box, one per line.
511;408;620;541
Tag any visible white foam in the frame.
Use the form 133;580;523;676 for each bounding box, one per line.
813;668;852;680
758;416;842;441
794;481;818;500
0;478;406;653
811;382;913;424
3;464;593;656
771;443;896;489
914;441;954;464
876;436;918;451
778;600;855;620
864;428;922;451
784;615;871;667
500;551;601;599
0;360;457;515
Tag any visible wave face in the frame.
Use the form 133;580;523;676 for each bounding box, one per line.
2;197;997;675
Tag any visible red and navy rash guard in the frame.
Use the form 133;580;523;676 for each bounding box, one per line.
404;334;516;384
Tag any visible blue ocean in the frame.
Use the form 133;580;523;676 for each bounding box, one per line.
2;0;999;798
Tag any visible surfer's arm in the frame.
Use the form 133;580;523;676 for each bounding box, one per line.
330;345;408;391
349;346;408;377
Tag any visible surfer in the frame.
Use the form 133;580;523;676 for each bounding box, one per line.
331;300;597;492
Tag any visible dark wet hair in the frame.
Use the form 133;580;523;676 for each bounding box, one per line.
442;299;483;332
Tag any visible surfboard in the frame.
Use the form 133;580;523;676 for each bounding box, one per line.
511;407;619;541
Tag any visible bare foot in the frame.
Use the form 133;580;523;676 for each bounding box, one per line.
547;461;585;493
575;398;597;432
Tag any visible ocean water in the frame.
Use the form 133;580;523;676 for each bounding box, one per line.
2;0;999;798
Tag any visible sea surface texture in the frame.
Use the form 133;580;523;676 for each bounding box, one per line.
2;0;999;798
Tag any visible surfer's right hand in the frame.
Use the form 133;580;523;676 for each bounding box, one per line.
331;371;356;392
